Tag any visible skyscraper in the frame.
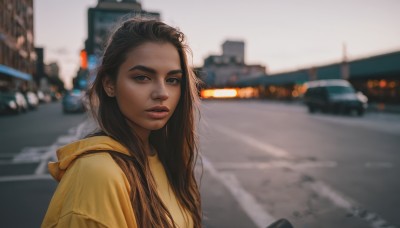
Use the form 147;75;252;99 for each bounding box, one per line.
0;0;35;91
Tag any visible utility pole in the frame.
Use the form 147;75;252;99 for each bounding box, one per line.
341;42;350;80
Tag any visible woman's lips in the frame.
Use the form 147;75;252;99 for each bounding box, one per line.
146;110;169;119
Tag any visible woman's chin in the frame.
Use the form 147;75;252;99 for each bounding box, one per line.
146;123;167;131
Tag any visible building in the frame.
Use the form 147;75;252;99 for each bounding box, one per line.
35;47;48;91
86;0;160;57
45;62;60;78
202;40;266;87
34;47;65;94
81;0;160;86
235;50;400;103
0;0;35;91
222;40;245;64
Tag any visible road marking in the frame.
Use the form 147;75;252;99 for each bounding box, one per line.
0;121;92;181
0;174;52;182
13;146;51;162
211;124;396;228
311;115;400;135
215;160;337;170
202;157;276;228
365;162;393;168
306;181;396;228
57;135;78;144
34;121;89;175
214;124;291;159
34;145;59;175
0;160;39;165
0;153;21;159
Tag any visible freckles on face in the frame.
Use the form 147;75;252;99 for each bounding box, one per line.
114;42;183;134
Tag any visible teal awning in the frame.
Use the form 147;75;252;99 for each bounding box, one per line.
0;64;32;81
233;50;400;87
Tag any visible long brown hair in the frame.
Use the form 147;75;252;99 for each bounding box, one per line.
87;18;202;227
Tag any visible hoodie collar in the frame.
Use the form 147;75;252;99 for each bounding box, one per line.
48;136;130;181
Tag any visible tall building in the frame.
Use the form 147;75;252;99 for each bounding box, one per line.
86;0;160;57
45;62;60;78
34;47;47;91
80;0;160;86
222;40;245;64
0;0;35;91
202;40;266;87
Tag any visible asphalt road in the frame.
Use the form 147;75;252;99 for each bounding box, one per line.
0;100;399;228
199;100;400;228
0;102;89;227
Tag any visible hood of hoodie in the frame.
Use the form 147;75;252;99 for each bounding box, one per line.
48;136;130;182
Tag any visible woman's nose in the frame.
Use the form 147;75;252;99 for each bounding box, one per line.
151;81;169;100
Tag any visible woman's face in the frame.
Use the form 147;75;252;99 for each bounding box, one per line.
104;42;182;135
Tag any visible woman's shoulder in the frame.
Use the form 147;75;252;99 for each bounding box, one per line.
76;152;123;174
46;152;135;228
66;152;129;187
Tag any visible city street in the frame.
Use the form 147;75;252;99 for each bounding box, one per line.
0;100;399;228
199;100;400;228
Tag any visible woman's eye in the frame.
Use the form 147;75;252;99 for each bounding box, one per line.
166;78;181;85
133;75;150;82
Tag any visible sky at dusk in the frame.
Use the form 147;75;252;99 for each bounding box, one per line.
34;0;400;89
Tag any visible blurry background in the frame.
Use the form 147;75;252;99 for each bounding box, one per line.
0;0;399;227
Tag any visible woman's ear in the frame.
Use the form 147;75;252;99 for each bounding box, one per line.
102;76;116;97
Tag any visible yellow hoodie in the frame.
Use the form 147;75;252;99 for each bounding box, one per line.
42;136;193;228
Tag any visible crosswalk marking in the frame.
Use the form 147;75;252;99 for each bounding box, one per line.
35;121;89;175
0;120;91;181
0;174;52;182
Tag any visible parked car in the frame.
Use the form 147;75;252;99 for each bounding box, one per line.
36;90;52;103
303;79;368;116
51;91;62;102
24;91;39;110
0;91;28;114
62;90;85;113
0;92;18;114
15;92;29;113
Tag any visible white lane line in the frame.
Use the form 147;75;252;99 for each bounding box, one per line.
13;146;51;162
57;135;78;145
310;115;400;135
0;174;52;182
0;121;91;182
0;153;25;158
34;145;58;175
215;161;337;170
307;181;396;228
365;162;393;168
214;124;291;159
212;124;396;228
75;120;88;137
34;121;89;175
202;157;276;228
0;160;39;165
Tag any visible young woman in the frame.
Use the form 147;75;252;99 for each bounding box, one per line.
42;19;202;228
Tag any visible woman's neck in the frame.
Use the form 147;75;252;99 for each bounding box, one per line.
140;136;155;156
126;120;154;156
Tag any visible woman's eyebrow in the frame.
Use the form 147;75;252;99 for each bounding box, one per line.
128;65;182;76
128;65;156;74
167;69;183;76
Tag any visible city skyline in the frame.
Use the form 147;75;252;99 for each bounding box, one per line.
34;0;400;89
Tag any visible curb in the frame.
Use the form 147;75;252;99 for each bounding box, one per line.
367;103;400;114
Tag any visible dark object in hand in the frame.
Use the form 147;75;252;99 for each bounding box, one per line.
267;218;294;228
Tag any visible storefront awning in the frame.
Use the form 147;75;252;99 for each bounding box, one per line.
0;64;32;81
